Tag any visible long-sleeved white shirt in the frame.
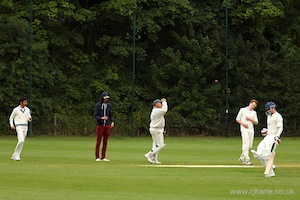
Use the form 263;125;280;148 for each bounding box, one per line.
236;106;258;132
9;106;32;127
150;101;168;128
267;111;283;137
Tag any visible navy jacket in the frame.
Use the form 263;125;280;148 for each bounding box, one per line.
94;92;114;126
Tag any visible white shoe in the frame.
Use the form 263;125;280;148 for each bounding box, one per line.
273;165;276;170
239;158;252;165
95;158;101;161
239;158;246;164
153;160;161;164
265;174;275;178
244;160;252;165
101;158;110;161
11;156;20;161
145;153;154;164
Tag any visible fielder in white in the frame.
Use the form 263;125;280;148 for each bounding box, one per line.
236;99;259;165
145;98;168;164
251;101;283;177
9;97;32;161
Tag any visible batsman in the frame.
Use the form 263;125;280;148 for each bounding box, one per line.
251;101;283;177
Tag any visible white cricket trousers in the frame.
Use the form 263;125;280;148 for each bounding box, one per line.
240;131;254;161
255;134;277;176
149;127;165;159
12;126;28;159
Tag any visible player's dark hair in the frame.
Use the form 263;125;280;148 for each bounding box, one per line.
20;97;28;103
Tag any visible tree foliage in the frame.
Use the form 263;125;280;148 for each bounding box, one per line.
0;0;299;136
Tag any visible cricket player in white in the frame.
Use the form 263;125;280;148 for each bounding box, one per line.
251;101;283;177
9;98;32;161
236;99;259;165
145;98;168;164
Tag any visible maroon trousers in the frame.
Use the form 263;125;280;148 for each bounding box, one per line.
95;125;111;159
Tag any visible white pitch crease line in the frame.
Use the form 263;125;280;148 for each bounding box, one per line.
138;164;263;168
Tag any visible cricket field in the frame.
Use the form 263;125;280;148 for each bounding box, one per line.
0;136;299;200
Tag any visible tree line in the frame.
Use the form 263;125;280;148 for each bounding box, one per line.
0;0;299;136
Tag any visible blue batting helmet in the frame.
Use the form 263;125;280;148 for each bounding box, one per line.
265;101;276;111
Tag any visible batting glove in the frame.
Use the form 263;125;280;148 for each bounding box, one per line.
274;136;281;145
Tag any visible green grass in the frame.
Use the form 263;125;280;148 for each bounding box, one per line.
0;136;299;200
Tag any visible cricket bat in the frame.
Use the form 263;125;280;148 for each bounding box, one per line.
264;142;276;175
264;151;275;175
